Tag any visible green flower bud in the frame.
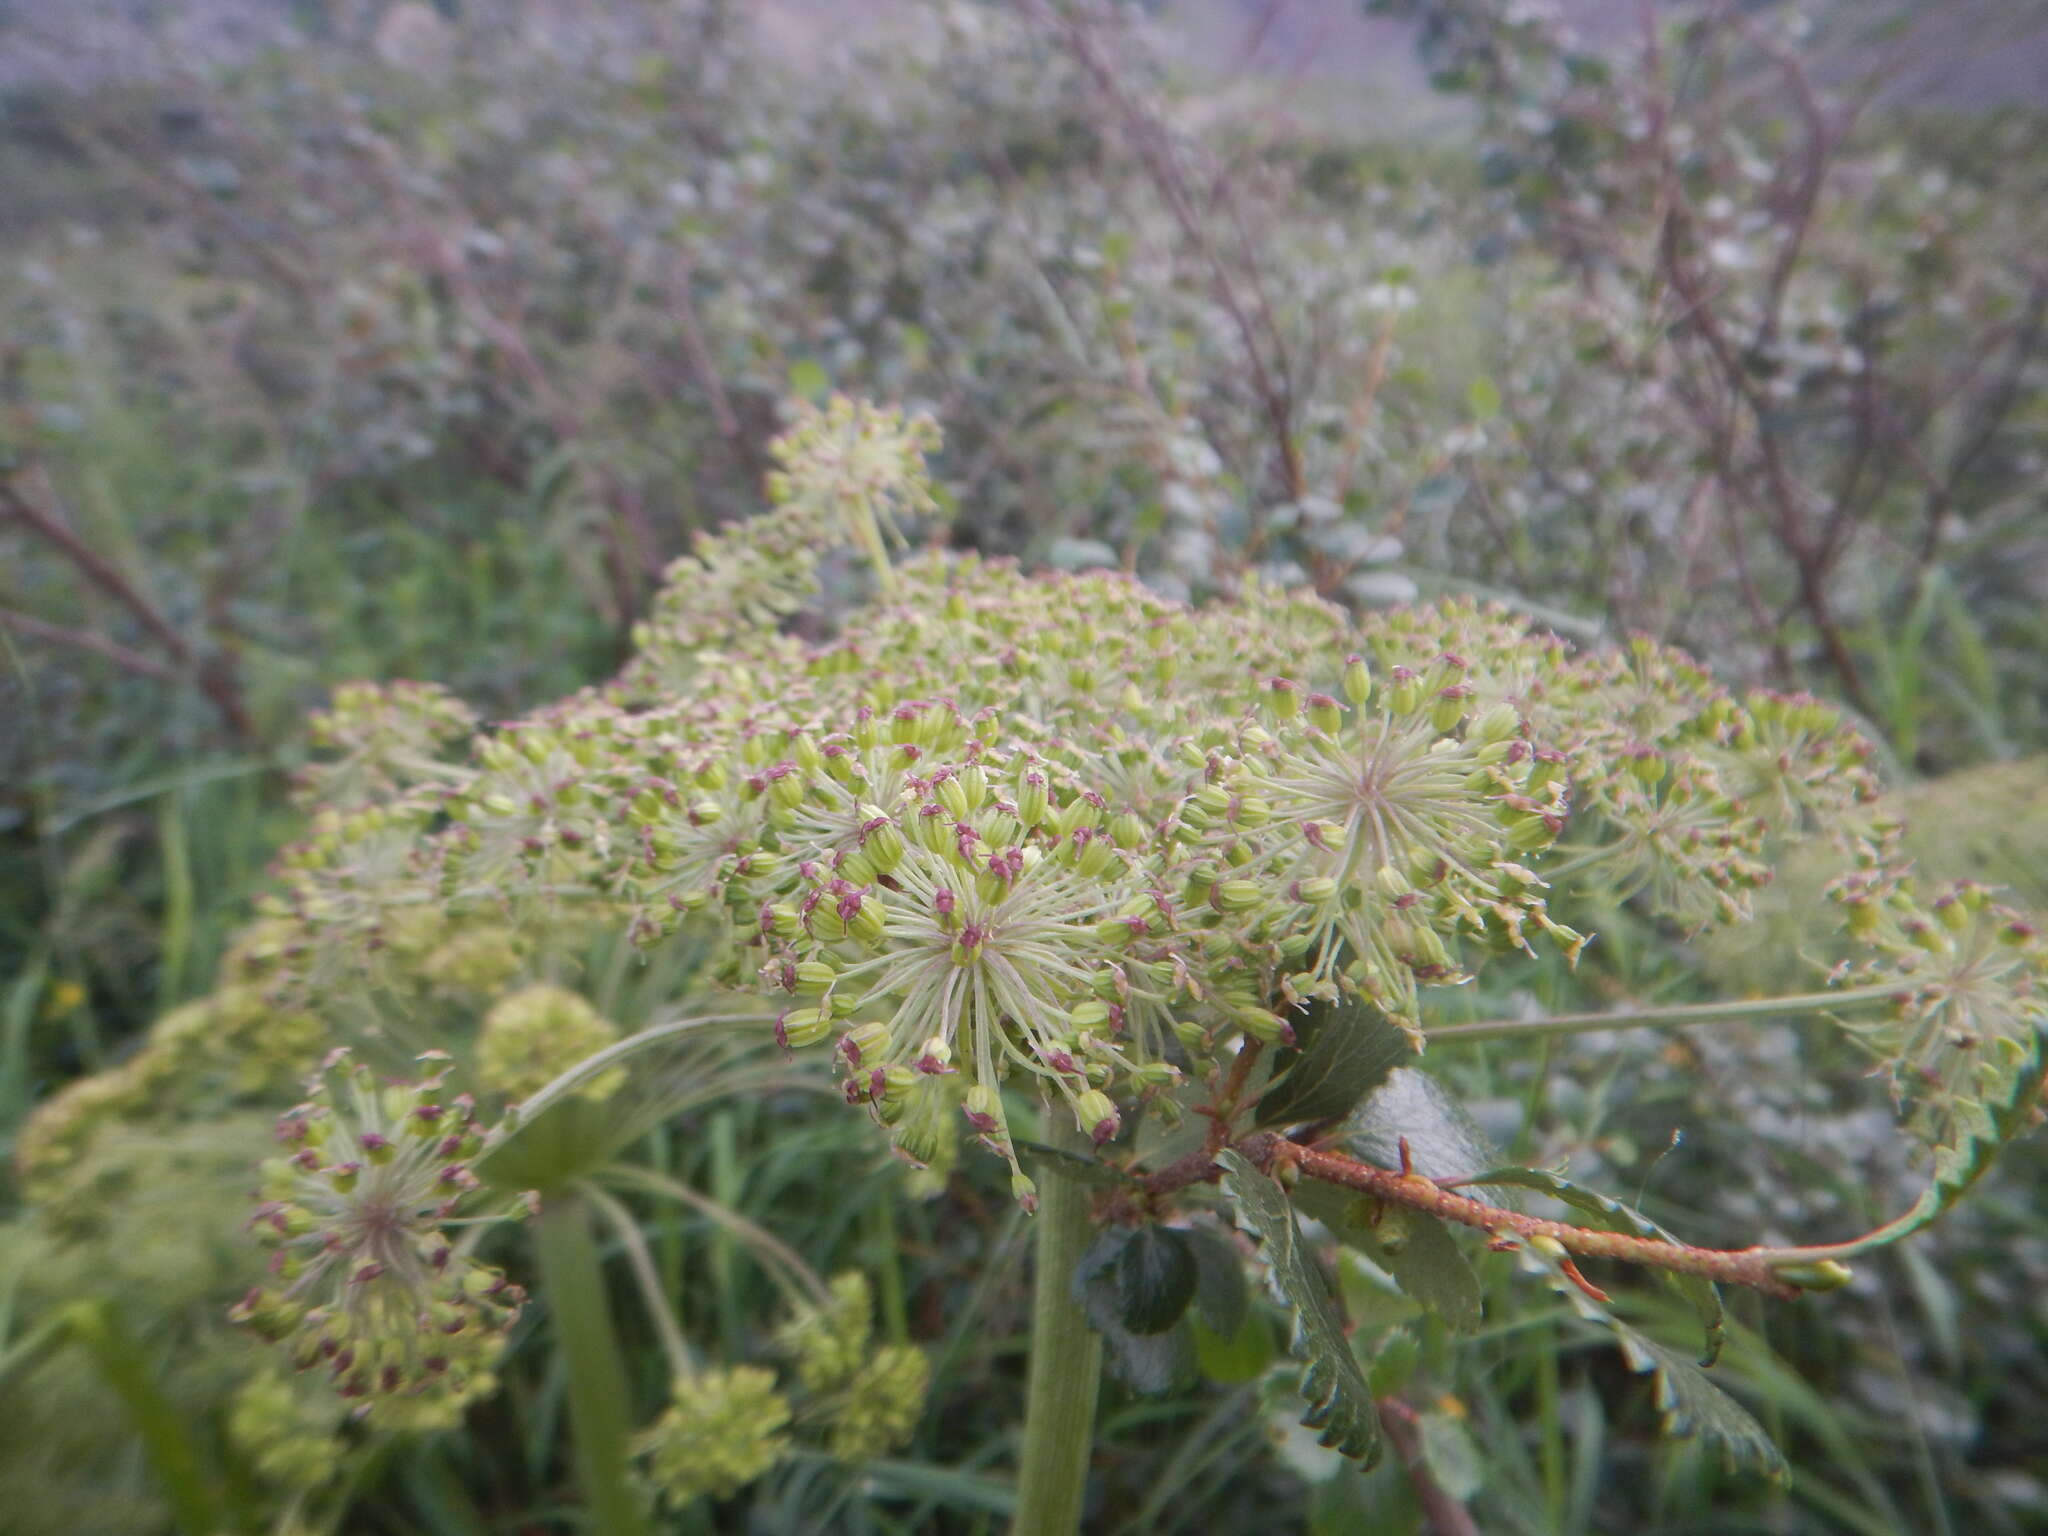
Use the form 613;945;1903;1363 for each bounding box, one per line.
1017;773;1050;828
1471;702;1520;745
1075;1089;1120;1146
1068;1000;1111;1031
1294;876;1338;906
839;1022;890;1069
1343;654;1373;706
780;1008;833;1049
1214;879;1263;913
1235;1006;1291;1044
863;816;907;873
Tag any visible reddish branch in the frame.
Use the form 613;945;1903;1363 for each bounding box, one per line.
1137;1132;1806;1299
1;471;252;737
1021;0;1307;502
0;606;180;682
1379;1396;1481;1536
1262;1139;1801;1299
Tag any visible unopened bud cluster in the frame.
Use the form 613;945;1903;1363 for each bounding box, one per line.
476;984;624;1103
227;1368;347;1492
639;1366;793;1506
634;1268;929;1508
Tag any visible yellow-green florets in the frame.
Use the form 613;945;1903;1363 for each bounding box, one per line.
475;984;623;1104
638;1366;793;1507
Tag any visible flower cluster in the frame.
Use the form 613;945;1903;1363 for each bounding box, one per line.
779;1272;930;1463
475;984;624;1104
638;1366;792;1507
14;985;323;1215
227;1368;348;1492
627;395;943;689
1538;637;1885;930
247;407;1972;1207
1827;868;2048;1150
231;1050;523;1418
296;680;477;813
634;1270;930;1510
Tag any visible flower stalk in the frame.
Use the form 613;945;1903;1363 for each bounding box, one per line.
66;1300;225;1535
1425;980;1905;1045
1012;1114;1105;1536
533;1191;649;1536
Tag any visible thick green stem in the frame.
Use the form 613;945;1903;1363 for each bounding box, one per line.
1012;1115;1104;1536
1427;980;1902;1045
65;1301;221;1535
533;1192;648;1536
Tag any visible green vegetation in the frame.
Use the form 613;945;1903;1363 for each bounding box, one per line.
3;2;2045;1532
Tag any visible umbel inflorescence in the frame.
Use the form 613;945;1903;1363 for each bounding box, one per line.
243;393;2040;1219
230;1049;525;1426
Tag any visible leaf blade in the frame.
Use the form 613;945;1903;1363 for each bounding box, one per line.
1219;1150;1382;1465
1255;999;1415;1130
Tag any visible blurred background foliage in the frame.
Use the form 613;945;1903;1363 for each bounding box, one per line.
1;0;2045;1531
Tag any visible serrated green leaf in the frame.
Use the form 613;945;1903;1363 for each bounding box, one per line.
1467;374;1502;420
1255;999;1415;1129
1293;1184;1482;1333
1473;1165;1724;1364
1186;1225;1250;1337
1614;1332;1786;1482
1115;1226;1197;1336
1896;1023;2048;1239
1219;1150;1382;1465
1502;1235;1785;1481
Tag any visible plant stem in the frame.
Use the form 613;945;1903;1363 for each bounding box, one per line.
586;1183;695;1384
480;1012;773;1175
598;1164;834;1309
533;1191;648;1536
64;1300;221;1535
1013;1112;1104;1536
1427;980;1902;1045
